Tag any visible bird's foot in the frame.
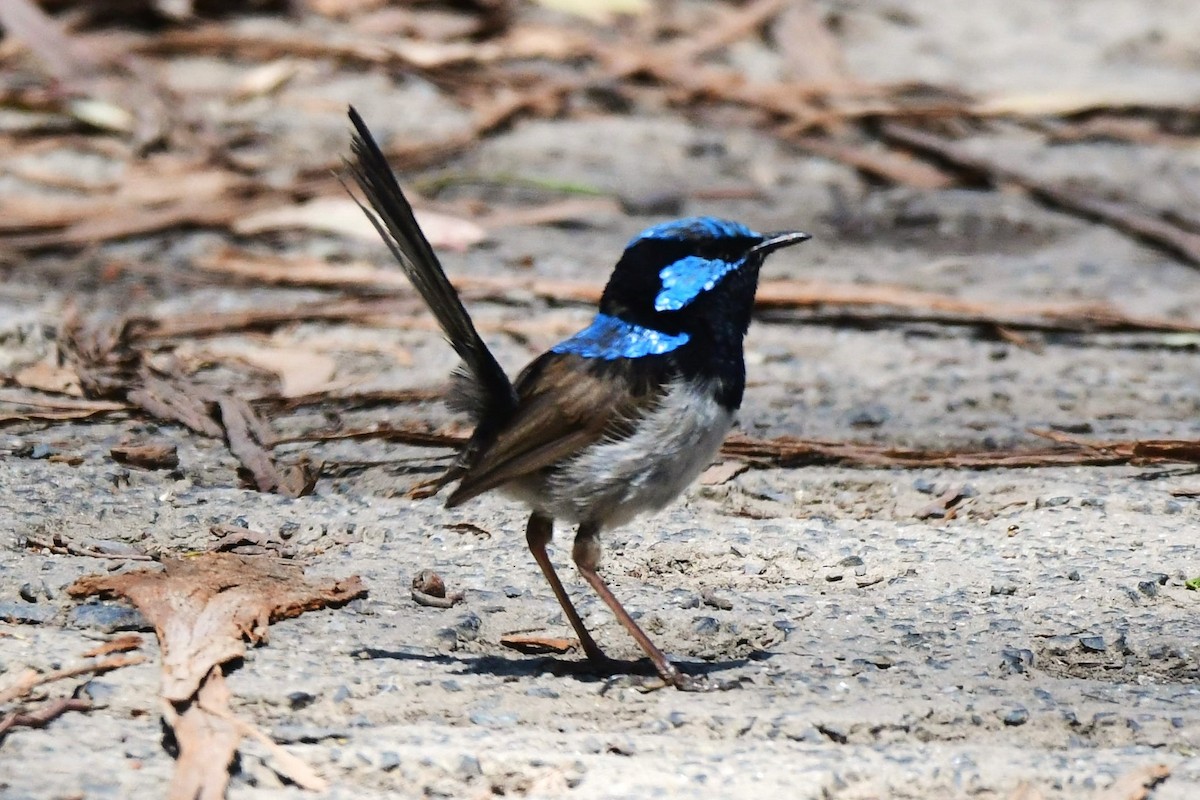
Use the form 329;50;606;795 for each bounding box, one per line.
631;663;747;693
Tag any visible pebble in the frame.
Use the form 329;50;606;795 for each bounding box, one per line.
68;603;149;633
287;690;317;710
18;580;51;602
999;647;1034;675
468;709;517;727
453;612;482;642
1136;581;1158;598
1001;706;1029;726
82;539;146;557
379;751;402;772
913;478;937;495
272;724;349;744
1079;636;1107;652
1038;496;1071;508
692;616;720;636
81;679;119;704
456;753;484;780
845;404;890;428
525;685;560;699
0;601;55;625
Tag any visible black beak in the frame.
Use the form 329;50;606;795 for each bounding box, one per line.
750;230;811;256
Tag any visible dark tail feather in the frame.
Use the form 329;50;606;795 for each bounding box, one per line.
344;106;516;417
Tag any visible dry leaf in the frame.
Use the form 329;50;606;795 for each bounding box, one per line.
500;634;577;654
68;554;364;795
235;197;486;251
111;442;179;470
195;342;339;398
231;58;300;100
1096;763;1171;800
531;0;647;23
13;362;83;396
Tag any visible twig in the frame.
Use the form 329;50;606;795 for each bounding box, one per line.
0;654;147;705
881;123;1200;268
23;531;156;562
0;698;93;739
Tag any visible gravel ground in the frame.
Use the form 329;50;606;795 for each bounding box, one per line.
3;2;1200;798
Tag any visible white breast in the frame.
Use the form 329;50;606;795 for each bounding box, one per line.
508;379;734;529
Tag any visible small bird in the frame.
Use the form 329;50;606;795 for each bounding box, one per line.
346;107;809;690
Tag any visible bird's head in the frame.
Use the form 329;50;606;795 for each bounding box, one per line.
598;216;810;337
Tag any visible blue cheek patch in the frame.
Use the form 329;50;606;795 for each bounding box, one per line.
655;255;740;312
629;216;756;247
551;313;690;359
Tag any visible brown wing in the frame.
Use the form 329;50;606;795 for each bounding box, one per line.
445;352;668;506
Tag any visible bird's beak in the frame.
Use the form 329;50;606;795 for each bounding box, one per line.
751;230;811;256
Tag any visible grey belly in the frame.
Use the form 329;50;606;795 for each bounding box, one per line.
502;380;734;530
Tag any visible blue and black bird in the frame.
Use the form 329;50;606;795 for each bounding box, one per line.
346;107;809;690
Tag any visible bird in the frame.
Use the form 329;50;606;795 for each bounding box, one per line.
345;106;810;690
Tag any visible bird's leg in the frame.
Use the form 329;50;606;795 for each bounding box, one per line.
525;513;608;663
572;523;686;688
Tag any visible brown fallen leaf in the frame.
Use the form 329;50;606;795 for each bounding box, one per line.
499;634;578;655
234;197;486;251
110;442;179;470
190;342;339;399
13;361;83;396
68;553;365;796
1096;763;1171;800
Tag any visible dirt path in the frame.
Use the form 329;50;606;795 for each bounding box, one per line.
2;2;1199;798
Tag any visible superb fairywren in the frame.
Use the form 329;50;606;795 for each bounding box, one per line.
346;107;809;690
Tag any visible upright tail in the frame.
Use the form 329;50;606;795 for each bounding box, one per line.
345;106;517;419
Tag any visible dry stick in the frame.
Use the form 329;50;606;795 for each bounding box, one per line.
788;134;955;190
271;422;466;449
24;531;156;562
667;0;791;63
0;698;93;738
880;123;1200;267
274;419;1200;471
188;250;1200;338
0;654;147;705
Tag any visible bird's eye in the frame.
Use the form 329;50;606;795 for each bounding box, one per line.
694;242;726;260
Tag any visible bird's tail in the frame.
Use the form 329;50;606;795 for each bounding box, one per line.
345;106;517;419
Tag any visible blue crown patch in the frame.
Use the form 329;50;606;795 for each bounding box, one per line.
629;216;757;247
